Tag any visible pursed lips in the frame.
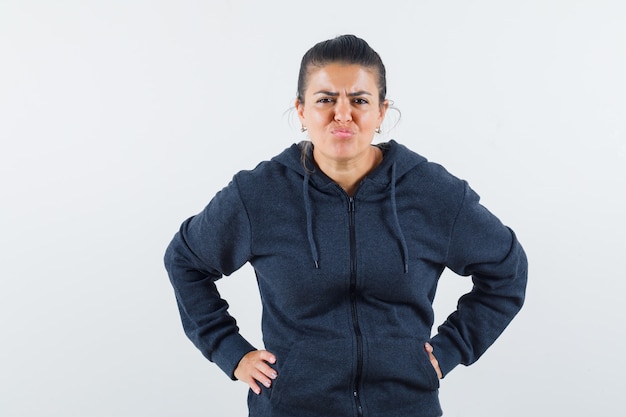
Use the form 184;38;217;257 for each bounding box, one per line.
331;127;354;139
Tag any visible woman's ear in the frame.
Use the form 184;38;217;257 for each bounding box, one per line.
379;99;390;123
295;98;305;123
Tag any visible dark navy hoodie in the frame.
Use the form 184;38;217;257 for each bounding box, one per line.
164;140;528;417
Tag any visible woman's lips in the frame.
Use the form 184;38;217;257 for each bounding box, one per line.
332;128;354;139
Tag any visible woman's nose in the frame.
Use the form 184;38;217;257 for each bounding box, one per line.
334;100;352;122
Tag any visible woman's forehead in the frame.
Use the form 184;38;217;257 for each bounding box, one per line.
305;64;378;92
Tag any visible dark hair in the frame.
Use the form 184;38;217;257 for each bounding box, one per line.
296;34;387;106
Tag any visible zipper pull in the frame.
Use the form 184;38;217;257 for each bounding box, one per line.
348;196;355;213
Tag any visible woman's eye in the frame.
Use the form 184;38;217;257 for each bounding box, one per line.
315;97;368;105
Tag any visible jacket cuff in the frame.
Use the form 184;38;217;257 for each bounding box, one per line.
210;333;256;380
429;335;463;378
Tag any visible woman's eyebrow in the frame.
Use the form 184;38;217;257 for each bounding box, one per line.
313;90;373;96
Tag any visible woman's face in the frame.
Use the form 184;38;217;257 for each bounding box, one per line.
296;63;388;165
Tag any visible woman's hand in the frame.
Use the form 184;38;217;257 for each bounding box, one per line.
234;350;278;395
424;343;443;379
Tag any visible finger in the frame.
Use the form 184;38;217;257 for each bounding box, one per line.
238;372;263;395
242;352;277;379
234;350;279;395
251;368;274;389
424;343;443;379
257;362;278;379
253;350;278;379
257;350;277;365
249;381;262;395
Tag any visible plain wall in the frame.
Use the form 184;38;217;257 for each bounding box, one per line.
2;1;625;415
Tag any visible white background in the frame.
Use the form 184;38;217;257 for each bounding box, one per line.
2;1;625;416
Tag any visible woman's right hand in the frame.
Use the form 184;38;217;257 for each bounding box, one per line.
424;342;443;379
234;350;278;395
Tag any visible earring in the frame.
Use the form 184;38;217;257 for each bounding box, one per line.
375;127;381;134
301;126;308;133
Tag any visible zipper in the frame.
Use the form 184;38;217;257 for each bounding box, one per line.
348;196;364;416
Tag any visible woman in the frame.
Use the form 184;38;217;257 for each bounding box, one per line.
164;34;527;417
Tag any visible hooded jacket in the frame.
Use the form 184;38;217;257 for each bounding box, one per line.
164;140;528;417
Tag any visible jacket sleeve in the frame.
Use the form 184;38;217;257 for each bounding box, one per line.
430;181;528;377
164;178;256;379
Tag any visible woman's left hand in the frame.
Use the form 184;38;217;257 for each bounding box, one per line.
424;343;443;379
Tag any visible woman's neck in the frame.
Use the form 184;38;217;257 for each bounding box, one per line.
314;146;383;196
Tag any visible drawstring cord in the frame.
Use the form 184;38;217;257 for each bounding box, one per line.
303;171;320;269
391;162;410;273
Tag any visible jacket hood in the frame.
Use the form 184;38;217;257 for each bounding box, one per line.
272;139;427;186
271;140;428;272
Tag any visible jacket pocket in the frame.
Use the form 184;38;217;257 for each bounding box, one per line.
269;339;354;413
362;337;440;395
